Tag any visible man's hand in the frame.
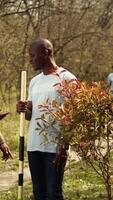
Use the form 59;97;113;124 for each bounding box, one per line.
16;101;32;113
0;143;13;161
16;101;27;113
16;101;32;121
53;143;69;170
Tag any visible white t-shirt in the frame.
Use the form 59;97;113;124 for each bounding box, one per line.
27;67;77;153
107;73;113;96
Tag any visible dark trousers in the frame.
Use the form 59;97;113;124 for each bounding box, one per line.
28;151;66;200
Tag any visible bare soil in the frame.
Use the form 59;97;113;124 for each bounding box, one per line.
0;151;79;191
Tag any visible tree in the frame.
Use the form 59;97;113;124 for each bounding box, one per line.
1;0;113;107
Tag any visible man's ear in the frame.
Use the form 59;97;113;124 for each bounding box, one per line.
45;49;49;55
44;49;50;60
45;49;51;57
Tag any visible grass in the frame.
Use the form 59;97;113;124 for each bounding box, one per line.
0;160;109;200
64;161;107;200
0;106;112;199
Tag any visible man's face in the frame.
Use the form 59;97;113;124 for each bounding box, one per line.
29;47;46;71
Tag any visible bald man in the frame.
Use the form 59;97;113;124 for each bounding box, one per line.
16;38;78;200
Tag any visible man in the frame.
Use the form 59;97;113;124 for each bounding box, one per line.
0;112;12;160
107;72;113;96
16;38;77;200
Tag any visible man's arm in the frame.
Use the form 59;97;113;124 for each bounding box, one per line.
25;107;32;121
54;142;69;170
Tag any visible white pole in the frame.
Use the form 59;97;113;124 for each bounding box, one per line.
18;71;26;200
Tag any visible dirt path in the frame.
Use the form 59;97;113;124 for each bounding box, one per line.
0;165;31;191
0;151;79;191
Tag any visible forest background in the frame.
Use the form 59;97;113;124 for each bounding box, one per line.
0;0;113;108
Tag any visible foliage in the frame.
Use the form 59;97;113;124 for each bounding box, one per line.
37;80;113;199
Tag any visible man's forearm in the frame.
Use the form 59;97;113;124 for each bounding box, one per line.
25;109;32;121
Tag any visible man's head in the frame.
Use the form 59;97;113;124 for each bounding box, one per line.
29;38;54;71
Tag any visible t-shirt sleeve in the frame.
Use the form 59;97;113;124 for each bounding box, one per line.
60;69;78;84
